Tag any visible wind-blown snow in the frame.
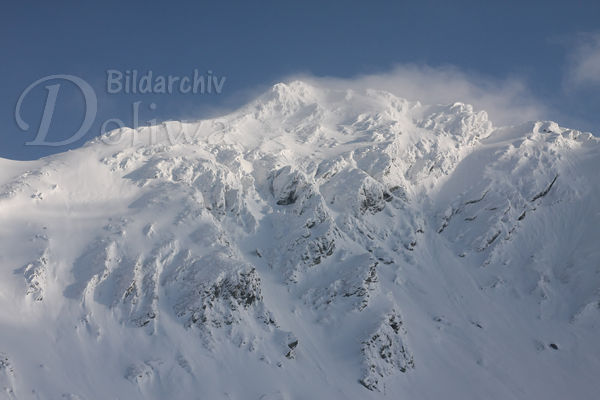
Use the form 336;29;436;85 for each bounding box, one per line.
0;81;599;399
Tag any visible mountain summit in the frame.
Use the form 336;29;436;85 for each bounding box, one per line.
1;81;599;399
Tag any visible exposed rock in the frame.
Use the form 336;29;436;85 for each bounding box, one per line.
360;311;414;391
19;249;49;301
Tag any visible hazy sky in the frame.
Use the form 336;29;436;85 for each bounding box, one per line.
2;1;600;160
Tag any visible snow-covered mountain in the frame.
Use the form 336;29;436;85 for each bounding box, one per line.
1;81;599;399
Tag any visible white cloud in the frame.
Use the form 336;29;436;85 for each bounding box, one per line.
288;64;548;126
565;33;600;88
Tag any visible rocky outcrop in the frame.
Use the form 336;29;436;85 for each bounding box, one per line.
360;311;414;391
18;249;49;302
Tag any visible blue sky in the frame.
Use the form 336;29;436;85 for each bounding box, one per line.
2;0;600;160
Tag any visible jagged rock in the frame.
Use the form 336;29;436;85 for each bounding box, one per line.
305;254;379;311
360;311;414;391
271;166;308;206
171;256;268;330
19;249;49;301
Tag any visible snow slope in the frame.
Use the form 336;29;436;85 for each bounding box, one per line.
1;81;599;399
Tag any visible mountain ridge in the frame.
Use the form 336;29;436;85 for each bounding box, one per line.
0;81;599;400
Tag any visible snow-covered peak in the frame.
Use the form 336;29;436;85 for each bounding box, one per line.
0;82;599;399
90;80;495;181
